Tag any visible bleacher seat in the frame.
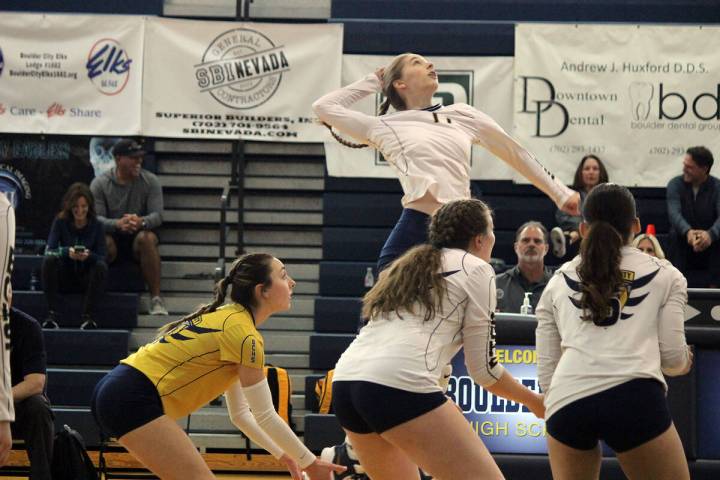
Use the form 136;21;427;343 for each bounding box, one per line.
319;262;376;297
13;291;139;329
44;330;130;366
309;334;354;370
322;227;390;262
314;297;362;333
53;408;103;446
323;192;402;227
303;414;344;451
47;368;109;407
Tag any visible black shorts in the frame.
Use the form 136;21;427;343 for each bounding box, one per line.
91;364;164;439
546;378;672;453
377;208;430;272
332;380;447;434
112;232;139;262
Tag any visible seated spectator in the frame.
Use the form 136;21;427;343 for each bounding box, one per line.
90;139;167;315
551;155;609;258
667;146;720;287
10;308;54;480
42;182;107;329
632;233;666;259
496;221;553;313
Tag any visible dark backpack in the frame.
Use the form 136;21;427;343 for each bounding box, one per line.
51;424;99;480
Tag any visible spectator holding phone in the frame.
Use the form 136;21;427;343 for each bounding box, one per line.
42;183;107;329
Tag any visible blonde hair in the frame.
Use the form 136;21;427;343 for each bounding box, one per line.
632;234;665;259
324;53;414;149
362;199;492;323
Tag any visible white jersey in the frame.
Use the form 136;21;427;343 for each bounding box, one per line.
0;194;14;422
333;248;505;393
312;74;573;209
536;247;691;420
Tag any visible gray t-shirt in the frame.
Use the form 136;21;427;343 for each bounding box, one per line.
90;167;163;233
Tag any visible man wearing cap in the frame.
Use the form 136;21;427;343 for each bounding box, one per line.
90;139;168;315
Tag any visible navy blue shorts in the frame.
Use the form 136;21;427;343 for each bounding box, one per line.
332;381;447;434
91;364;164;439
546;378;672;453
377;208;430;272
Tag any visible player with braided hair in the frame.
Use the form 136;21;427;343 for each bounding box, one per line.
91;253;345;480
331;199;544;480
313;53;580;271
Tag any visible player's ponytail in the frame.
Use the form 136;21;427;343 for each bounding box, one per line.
326;53;410;149
577;184;637;324
155;253;274;338
362;199;492;323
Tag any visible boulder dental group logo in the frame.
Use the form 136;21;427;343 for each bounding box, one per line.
86;38;132;96
195;28;289;110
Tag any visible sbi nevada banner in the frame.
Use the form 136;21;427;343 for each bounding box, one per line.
323;55;515;180
514;24;720;188
0;13;143;135
448;345;547;454
142;18;342;142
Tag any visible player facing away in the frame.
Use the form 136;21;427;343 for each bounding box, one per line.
91;254;345;480
313;53;580;271
536;183;692;480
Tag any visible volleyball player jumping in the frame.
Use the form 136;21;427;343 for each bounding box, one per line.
313;53;580;271
91;254;345;479
536;184;692;480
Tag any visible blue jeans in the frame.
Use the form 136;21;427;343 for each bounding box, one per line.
377;208;430;272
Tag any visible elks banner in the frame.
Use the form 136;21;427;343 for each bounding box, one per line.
514;24;720;188
0;13;143;135
324;55;515;179
142;18;342;141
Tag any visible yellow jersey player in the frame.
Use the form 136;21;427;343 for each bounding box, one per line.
91;253;345;480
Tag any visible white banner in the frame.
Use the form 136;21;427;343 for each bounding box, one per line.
0;13;144;135
142;18;342;141
324;55;515;179
514;24;720;188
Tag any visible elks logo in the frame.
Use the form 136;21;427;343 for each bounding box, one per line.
86;38;132;96
47;103;66;118
195;28;289;110
159;319;220;343
563;269;659;327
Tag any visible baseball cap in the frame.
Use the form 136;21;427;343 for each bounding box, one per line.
112;139;146;158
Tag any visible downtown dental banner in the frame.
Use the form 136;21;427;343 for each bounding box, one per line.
0;13;144;135
323;55;516;180
514;24;720;188
142;18;342;142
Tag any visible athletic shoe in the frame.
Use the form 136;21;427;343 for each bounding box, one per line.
320;442;367;479
150;296;169;315
550;227;567;258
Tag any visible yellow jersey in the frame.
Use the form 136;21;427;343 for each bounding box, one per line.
122;303;264;419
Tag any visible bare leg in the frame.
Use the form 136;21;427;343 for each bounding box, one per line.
133;230;162;297
345;430;420;480
547;434;602;480
616;424;690;480
379;400;504;480
118;415;214;480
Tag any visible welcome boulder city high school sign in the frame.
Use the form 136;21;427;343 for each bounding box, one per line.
142;18;342;142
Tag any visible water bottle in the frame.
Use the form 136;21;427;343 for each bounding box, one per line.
364;267;375;288
520;292;533;315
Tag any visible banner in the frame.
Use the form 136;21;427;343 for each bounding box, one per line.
142;18;342;141
323;55;515;179
514;24;720;188
0;13;144;135
448;346;548;454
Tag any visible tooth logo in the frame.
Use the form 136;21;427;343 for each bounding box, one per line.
629;82;654;121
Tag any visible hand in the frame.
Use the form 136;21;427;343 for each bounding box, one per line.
374;67;385;83
568;231;581;245
0;421;11;466
303;457;347;480
692;230;712;252
560;192;581;217
125;214;142;233
679;348;694;376
280;454;302;480
527;392;545;420
686;229;700;246
116;216;133;233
